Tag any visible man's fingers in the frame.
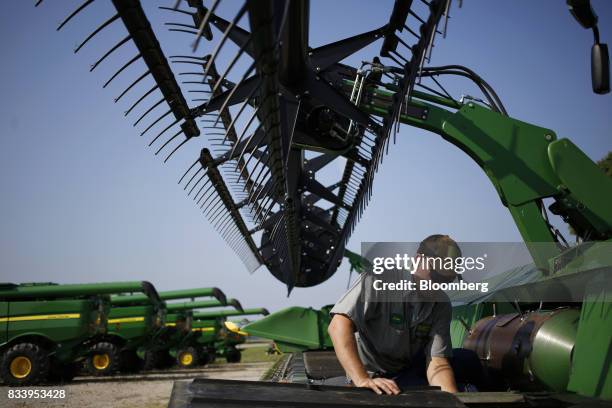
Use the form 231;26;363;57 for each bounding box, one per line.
373;379;396;395
382;378;401;394
369;382;383;395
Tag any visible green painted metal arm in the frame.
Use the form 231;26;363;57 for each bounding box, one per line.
112;286;226;306
356;82;612;271
0;281;159;301
165;298;243;312
193;307;269;320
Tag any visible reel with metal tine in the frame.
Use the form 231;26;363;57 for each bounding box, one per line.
163;135;192;163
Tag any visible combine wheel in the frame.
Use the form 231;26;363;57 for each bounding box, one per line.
0;342;50;386
176;346;199;369
225;347;241;363
86;342;119;376
143;350;173;370
118;350;142;373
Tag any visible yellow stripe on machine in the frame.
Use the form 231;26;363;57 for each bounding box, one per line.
0;313;81;323
165;322;176;327
108;317;145;324
192;327;215;332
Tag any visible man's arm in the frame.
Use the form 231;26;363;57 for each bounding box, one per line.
427;356;458;393
328;314;400;395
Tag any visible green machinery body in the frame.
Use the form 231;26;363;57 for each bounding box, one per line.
0;281;154;385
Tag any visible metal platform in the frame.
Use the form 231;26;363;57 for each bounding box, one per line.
167;378;466;408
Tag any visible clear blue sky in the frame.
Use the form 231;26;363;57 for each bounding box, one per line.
1;1;610;312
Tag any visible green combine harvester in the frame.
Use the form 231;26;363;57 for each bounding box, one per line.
109;287;230;371
193;308;270;363
0;281;157;386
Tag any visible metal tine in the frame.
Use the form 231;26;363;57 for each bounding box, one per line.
211;201;232;225
247;155;272;198
133;97;164;126
74;14;120;54
233;127;267;180
193;179;215;208
35;0;44;6
178;159;200;184
115;70;150;102
171;60;209;66
227;98;266;163
140;109;172;137
172;0;182;10
217;213;238;238
170;55;209;60
165;22;197;30
211;62;257;124
218;86;258;145
182;81;211;85
214;210;234;231
158;6;192;16
204;195;225;218
199;4;248;85
202;189;223;214
208;197;228;222
125;84;158;116
90;35;130;72
148;117;180;147
194;181;215;205
57;0;95;31
103;54;141;88
164;136;191;163
209;33;253;96
188;172;208;196
155;129;184;156
192;0;222;52
199;186;219;210
168;29;198;35
179;72;206;76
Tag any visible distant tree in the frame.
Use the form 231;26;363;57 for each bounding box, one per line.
597;152;612;178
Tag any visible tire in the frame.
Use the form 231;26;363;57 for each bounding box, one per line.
206;347;217;364
85;342;119;376
0;343;50;386
176;346;199;369
142;350;160;371
225;347;241;363
48;360;78;383
143;350;172;371
198;348;211;366
118;350;143;374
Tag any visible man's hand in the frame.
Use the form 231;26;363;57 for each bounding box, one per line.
353;376;401;395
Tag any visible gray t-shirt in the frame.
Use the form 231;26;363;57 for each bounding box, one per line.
329;273;453;374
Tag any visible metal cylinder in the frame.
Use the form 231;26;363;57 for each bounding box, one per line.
463;308;579;391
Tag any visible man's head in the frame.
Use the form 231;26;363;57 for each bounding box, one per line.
413;234;461;284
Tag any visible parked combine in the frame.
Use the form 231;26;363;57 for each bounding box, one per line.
0;281;156;385
194;308;270;363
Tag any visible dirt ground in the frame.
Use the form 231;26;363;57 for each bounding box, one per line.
0;353;278;408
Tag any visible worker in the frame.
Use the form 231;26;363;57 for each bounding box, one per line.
328;235;476;395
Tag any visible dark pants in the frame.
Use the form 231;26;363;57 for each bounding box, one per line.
380;348;484;392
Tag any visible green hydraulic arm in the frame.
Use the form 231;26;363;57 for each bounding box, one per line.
348;79;612;272
112;286;226;306
166;298;243;313
193;308;269;320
